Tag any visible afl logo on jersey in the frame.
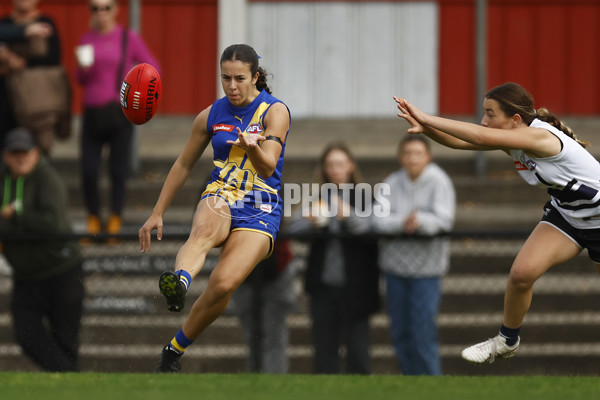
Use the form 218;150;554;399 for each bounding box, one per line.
247;123;263;134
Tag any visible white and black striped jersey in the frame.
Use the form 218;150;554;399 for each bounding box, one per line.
510;119;600;229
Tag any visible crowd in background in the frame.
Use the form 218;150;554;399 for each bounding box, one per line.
0;0;457;375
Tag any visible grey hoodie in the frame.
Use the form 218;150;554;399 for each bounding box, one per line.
372;163;455;277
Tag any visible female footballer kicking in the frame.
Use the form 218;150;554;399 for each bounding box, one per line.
395;82;600;364
139;44;290;373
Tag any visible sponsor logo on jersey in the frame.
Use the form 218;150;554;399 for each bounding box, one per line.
212;124;234;133
514;161;528;171
247;123;263;134
259;204;273;213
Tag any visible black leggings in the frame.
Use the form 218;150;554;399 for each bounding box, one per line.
81;103;133;216
309;286;371;374
11;264;85;372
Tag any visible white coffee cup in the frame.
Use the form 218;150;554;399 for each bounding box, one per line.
75;44;94;67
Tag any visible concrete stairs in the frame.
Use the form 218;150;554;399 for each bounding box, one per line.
1;117;600;375
1;241;598;375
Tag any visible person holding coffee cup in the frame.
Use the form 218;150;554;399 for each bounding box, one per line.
75;0;159;243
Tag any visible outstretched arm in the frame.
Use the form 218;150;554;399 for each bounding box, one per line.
395;97;494;151
397;97;558;155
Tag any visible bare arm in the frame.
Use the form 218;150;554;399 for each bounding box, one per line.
397;97;559;156
154;111;211;214
395;96;494;151
422;125;495;151
139;107;211;251
227;102;290;178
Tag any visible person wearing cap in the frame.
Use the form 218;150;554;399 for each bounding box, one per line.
0;127;84;372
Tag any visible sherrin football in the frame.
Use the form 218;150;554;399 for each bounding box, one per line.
120;63;162;125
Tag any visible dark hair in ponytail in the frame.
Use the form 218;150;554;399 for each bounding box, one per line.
534;108;589;147
255;67;271;94
220;44;272;94
485;82;589;148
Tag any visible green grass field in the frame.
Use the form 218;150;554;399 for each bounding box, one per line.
1;372;598;400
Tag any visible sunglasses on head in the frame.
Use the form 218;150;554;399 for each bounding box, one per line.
90;4;113;12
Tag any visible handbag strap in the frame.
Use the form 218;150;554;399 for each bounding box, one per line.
116;26;129;92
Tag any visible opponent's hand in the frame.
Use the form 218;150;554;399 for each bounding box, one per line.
394;96;427;134
139;214;163;253
227;127;266;151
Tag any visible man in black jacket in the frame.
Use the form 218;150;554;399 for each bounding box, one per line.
0;127;84;372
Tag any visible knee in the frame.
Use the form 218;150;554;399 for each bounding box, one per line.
206;278;237;306
508;263;537;290
188;221;221;245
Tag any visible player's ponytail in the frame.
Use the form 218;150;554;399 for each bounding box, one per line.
256;67;272;94
535;108;589;148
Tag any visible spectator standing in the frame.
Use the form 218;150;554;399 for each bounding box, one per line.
76;0;159;241
372;135;455;375
231;238;296;373
288;142;380;374
0;0;64;154
0;127;84;372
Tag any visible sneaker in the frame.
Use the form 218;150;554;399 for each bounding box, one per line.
155;345;182;373
159;271;186;312
461;335;520;364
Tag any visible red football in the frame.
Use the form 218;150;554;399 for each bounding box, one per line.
120;63;162;125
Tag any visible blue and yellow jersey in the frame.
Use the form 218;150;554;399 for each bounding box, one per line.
204;89;289;206
203;90;290;248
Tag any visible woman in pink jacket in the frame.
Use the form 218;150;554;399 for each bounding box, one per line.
76;0;159;242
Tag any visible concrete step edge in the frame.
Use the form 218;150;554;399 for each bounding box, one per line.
2;311;600;329
2;342;600;358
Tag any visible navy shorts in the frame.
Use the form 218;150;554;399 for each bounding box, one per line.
200;191;282;257
542;202;600;263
